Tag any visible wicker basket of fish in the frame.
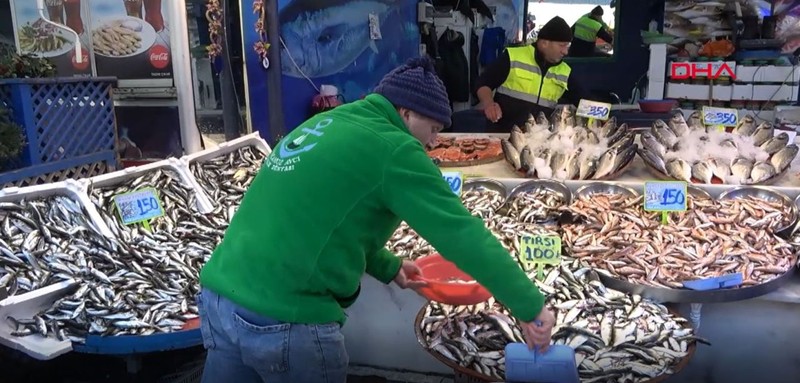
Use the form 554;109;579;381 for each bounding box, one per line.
184;132;271;227
561;186;799;303
0;160;219;348
638;112;799;185
415;262;701;383
501;105;638;181
0;180;111;301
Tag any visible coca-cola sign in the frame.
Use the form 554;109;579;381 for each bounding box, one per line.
149;45;170;69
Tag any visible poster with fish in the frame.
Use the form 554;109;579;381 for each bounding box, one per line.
484;0;525;43
663;0;733;49
87;0;172;84
242;0;421;140
9;0;93;77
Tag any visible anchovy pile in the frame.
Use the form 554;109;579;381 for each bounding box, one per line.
419;262;703;382
386;222;433;260
191;146;267;226
0;196;105;297
640;112;799;185
506;187;568;223
461;188;505;219
562;192;796;288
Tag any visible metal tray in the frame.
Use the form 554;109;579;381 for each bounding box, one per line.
718;186;798;234
463;178;509;200
637;138;793;187
687;185;712;200
574;181;640;200
413;304;697;383
597;267;797;304
506;179;573;205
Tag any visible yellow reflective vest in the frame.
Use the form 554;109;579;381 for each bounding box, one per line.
573;15;603;42
496;45;571;108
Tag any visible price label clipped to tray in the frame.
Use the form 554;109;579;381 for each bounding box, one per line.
701;106;738;132
519;235;562;280
441;171;463;196
643;181;687;225
576;99;612;124
113;187;165;231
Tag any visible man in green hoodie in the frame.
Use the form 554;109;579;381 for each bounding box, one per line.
197;57;555;383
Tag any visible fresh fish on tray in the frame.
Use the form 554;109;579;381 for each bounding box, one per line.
506;187;568;223
461;188;505;219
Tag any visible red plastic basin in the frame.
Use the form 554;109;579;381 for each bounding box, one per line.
413;253;492;305
639;99;677;113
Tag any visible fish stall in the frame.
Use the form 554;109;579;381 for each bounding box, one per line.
0;133;270;368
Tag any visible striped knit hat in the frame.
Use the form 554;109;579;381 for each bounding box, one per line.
374;57;452;128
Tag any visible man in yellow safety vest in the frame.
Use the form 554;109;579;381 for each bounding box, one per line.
569;6;614;57
475;16;589;132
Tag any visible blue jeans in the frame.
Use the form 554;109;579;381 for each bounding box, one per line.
197;288;349;383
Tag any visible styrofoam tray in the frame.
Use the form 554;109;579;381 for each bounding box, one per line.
0;279;78;360
81;157;214;214
0;179;113;237
182;132;272;166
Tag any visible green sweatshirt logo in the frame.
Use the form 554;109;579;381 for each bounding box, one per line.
270;117;334;172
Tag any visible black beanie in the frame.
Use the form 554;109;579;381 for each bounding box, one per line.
537;16;573;43
592;6;604;16
374;57;452;127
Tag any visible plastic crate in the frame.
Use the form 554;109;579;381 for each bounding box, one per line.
0;77;119;186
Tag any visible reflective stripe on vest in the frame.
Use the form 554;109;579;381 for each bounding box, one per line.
496;45;571;108
574;15;602;42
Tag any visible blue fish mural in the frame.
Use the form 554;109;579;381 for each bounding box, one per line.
279;0;400;78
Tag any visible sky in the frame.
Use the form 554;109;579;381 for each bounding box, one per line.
527;2;616;31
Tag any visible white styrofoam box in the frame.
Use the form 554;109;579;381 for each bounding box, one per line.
735;65;800;84
731;84;799;102
0;179;113;238
666;83;732;101
0;280;77;360
648;44;667;83
81;157;214;214
646;80;666;100
182;131;272;166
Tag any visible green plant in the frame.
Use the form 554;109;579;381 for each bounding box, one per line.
0;46;56;79
0;106;25;168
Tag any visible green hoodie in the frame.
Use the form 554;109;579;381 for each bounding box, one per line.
199;94;544;325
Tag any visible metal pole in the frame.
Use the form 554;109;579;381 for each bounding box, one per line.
264;0;285;142
221;0;241;141
169;0;203;154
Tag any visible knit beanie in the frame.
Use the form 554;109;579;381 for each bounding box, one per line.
537;16;573;43
591;6;604;16
374;57;452;128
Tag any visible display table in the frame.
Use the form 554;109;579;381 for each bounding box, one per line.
343;133;800;383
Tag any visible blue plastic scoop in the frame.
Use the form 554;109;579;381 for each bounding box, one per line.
504;343;580;383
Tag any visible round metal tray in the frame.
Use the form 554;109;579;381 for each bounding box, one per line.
597;267;797;304
637;137;793;186
574;181;640;200
687;185;712;200
463;178;509;200
718;186;798;234
413;304;697;383
506;179;573;205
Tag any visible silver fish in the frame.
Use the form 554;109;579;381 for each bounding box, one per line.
668;112;690;137
641;132;666;157
579;157;598;180
686;111;703;130
751;123;774;147
750;161;776;184
535;112;549;126
639;147;666;173
501;139;521;170
565;152;581;180
731;158;755;182
549;151;569;174
691;160;713;184
733;115;757;136
770;143;798;173
652;120;679;149
551;105;576;132
666;158;692;181
709;158;730;181
520;146;535;174
509;126;526;151
760;132;790;155
592;149;618;179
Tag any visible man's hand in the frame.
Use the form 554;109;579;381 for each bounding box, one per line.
393;260;428;290
518;307;555;353
483;102;503;123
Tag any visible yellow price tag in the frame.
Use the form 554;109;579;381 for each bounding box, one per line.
519;235;562;274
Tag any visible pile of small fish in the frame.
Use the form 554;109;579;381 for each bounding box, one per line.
0;196;106;297
502;105;637;181
506;187;568;223
485;215;561;258
665;0;734;47
460;187;505;219
191;146;267;228
561;192;796;288
386;222;433;260
419;262;702;382
640;112;799;184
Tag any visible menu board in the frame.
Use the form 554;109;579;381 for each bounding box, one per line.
10;0;92;77
88;0;172;81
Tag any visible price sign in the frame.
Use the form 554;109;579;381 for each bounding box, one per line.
644;181;687;225
113;188;165;226
576;99;612;121
441;171;463;195
701;106;738;128
519;235;562;272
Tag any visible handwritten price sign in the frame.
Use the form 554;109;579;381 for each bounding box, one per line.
441;171;463;196
113;188;165;225
644;181;688;213
519;235;562;271
702;106;738;128
576;99;612;121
